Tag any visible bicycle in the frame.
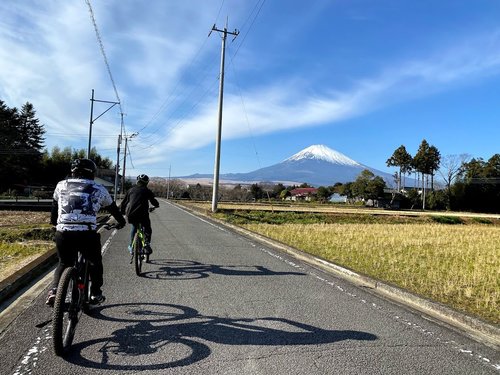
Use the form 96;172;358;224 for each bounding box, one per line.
131;207;155;276
52;223;118;356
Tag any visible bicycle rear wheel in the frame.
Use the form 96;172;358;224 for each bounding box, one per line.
133;232;142;276
52;267;80;356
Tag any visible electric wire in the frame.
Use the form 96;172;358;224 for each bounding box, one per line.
131;0;229;148
103;0;265;165
232;0;266;58
135;0;226;136
228;50;262;170
84;0;128;146
84;0;122;114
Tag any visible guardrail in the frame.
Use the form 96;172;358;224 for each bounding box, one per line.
0;199;52;211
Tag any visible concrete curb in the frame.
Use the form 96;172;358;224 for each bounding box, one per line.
0;248;57;303
176;202;500;350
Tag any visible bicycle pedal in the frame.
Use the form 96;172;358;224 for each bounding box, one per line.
90;295;105;305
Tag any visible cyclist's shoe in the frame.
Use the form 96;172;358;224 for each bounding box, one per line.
127;245;133;255
45;288;57;306
144;244;153;255
90;293;106;305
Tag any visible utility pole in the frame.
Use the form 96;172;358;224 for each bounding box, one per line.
122;137;128;194
121;133;137;194
209;21;239;212
87;88;120;159
166;164;171;200
114;133;121;200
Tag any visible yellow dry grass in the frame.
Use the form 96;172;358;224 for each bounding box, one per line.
0;211;52;281
242;222;500;324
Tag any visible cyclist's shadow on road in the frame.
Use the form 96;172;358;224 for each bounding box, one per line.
66;302;377;371
141;259;306;280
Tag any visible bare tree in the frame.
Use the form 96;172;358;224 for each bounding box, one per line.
438;154;470;209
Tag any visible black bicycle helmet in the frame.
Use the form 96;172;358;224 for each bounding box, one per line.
71;158;97;179
137;174;149;185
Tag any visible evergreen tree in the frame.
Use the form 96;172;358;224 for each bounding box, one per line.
386;145;413;191
19;102;45;152
455;154;500;213
352;169;386;201
0;100;46;190
427;145;441;190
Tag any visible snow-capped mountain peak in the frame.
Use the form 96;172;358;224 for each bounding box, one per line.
285;145;361;167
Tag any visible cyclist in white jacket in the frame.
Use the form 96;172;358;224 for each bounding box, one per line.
46;158;126;306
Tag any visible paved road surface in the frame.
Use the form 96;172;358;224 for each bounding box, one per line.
0;200;498;374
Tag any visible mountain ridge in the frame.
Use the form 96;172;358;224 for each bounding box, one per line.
178;144;395;187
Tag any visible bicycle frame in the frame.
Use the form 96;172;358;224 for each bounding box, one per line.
76;252;91;311
132;224;148;275
132;224;146;250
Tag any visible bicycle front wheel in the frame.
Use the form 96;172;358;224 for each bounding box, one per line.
133;233;142;276
52;267;79;356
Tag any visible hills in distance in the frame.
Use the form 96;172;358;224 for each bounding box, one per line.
178;144;396;187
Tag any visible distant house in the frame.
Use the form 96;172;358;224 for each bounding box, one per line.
365;188;402;209
289;187;318;201
96;169;120;193
95;176;115;193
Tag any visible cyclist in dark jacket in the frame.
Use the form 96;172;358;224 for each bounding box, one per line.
120;174;159;254
46;158;126;306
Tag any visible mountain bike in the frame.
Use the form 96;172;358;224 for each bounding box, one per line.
131;207;155;276
52;223;117;356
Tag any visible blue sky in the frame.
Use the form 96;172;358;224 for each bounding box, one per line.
1;1;499;180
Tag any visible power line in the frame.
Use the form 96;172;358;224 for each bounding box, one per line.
84;0;123;114
132;0;229;143
228;53;263;170
232;0;266;58
125;1;266;153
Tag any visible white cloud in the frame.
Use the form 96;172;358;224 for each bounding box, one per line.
126;29;500;171
2;1;500;173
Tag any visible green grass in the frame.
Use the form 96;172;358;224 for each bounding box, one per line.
0;225;54;242
431;216;464;225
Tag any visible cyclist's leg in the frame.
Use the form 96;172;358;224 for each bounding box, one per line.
47;231;77;305
85;231;104;300
129;223;137;253
143;217;153;254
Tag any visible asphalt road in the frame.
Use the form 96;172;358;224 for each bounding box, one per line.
1;200;498;374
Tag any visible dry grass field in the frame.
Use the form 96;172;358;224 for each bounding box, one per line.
0;211;53;280
242;222;499;324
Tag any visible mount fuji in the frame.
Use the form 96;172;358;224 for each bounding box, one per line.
182;145;395;187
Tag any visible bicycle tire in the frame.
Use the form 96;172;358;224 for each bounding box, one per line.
133;232;142;276
53;267;79;356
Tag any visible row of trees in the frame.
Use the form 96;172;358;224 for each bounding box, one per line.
0;99;114;195
0;100;45;191
147;169;388;206
386;140;499;212
386;139;441;192
150;152;498;213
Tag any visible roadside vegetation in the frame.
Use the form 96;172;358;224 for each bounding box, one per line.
181;202;500;325
0;211;53;280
